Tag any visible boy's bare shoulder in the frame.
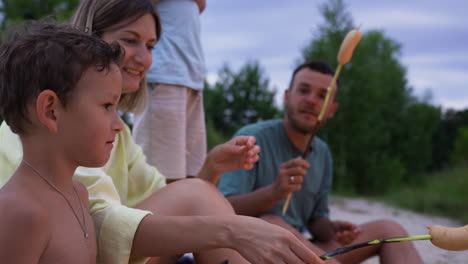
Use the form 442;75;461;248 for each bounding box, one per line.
0;190;50;260
0;191;50;234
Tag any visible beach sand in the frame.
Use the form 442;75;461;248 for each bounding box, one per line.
329;197;468;264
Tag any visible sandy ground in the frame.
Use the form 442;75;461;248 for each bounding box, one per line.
329;197;468;264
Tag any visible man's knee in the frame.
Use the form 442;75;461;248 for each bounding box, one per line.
366;219;409;237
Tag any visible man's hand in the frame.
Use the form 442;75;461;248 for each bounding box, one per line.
332;220;361;245
273;157;309;199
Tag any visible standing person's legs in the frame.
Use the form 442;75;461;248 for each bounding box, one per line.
185;89;206;178
133;84;188;181
136;178;248;264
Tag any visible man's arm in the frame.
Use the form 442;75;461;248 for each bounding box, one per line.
308;217;361;245
227;157;309;217
227;184;282;216
308;217;336;242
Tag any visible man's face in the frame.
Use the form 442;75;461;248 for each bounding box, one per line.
284;68;338;134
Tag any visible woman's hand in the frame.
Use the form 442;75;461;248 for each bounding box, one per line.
229;216;325;264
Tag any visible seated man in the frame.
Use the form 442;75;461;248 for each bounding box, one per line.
217;60;424;264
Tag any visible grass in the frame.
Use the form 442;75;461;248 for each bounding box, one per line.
378;166;468;223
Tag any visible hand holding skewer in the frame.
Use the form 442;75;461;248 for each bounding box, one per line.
282;27;362;215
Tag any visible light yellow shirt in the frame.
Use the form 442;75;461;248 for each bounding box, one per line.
0;121;166;264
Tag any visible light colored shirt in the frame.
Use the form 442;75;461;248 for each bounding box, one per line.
0;121;166;264
147;0;205;90
217;119;333;232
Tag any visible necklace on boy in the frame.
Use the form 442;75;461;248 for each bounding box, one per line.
22;159;89;239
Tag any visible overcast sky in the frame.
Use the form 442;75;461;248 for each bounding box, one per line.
201;0;468;110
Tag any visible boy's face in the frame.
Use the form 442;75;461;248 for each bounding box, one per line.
284;68;338;134
101;13;157;94
57;64;123;167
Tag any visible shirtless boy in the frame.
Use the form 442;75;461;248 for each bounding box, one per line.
0;22;124;263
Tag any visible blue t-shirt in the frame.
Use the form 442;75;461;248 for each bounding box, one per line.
217;119;333;232
147;0;205;90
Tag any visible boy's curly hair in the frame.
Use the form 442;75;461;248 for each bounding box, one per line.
0;21;123;134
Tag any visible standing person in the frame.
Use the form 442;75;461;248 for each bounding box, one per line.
217;60;424;264
0;21;124;263
133;0;208;183
0;1;324;264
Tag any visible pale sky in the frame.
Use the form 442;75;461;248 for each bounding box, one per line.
0;1;466;110
201;0;468;110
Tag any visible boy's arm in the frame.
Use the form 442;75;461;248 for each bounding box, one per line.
0;199;48;263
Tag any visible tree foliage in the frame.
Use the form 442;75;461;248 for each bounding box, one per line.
300;0;441;194
431;109;468;169
0;0;79;29
204;61;281;148
450;126;468;165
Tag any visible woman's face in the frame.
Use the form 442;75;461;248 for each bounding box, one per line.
101;14;157;94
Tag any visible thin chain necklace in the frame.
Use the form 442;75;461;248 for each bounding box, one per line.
22;159;89;239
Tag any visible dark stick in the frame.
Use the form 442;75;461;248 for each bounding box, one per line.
282;121;322;215
319;235;431;260
302;121;321;158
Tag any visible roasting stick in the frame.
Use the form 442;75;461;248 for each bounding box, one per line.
319;234;431;260
282;28;362;215
319;224;468;260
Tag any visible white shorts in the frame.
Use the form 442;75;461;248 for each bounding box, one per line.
133;83;207;179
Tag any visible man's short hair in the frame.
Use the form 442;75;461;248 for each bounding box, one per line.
288;60;339;90
0;21;123;134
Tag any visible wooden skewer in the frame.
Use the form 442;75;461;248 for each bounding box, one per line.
282;27;362;215
281;65;341;215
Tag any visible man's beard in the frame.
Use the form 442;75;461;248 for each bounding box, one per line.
286;106;317;135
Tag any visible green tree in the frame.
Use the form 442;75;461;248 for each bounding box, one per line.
300;0;440;194
431;109;468;169
1;0;79;29
450;126;468;165
204;61;281;147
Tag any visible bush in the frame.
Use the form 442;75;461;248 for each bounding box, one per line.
380;166;468;223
